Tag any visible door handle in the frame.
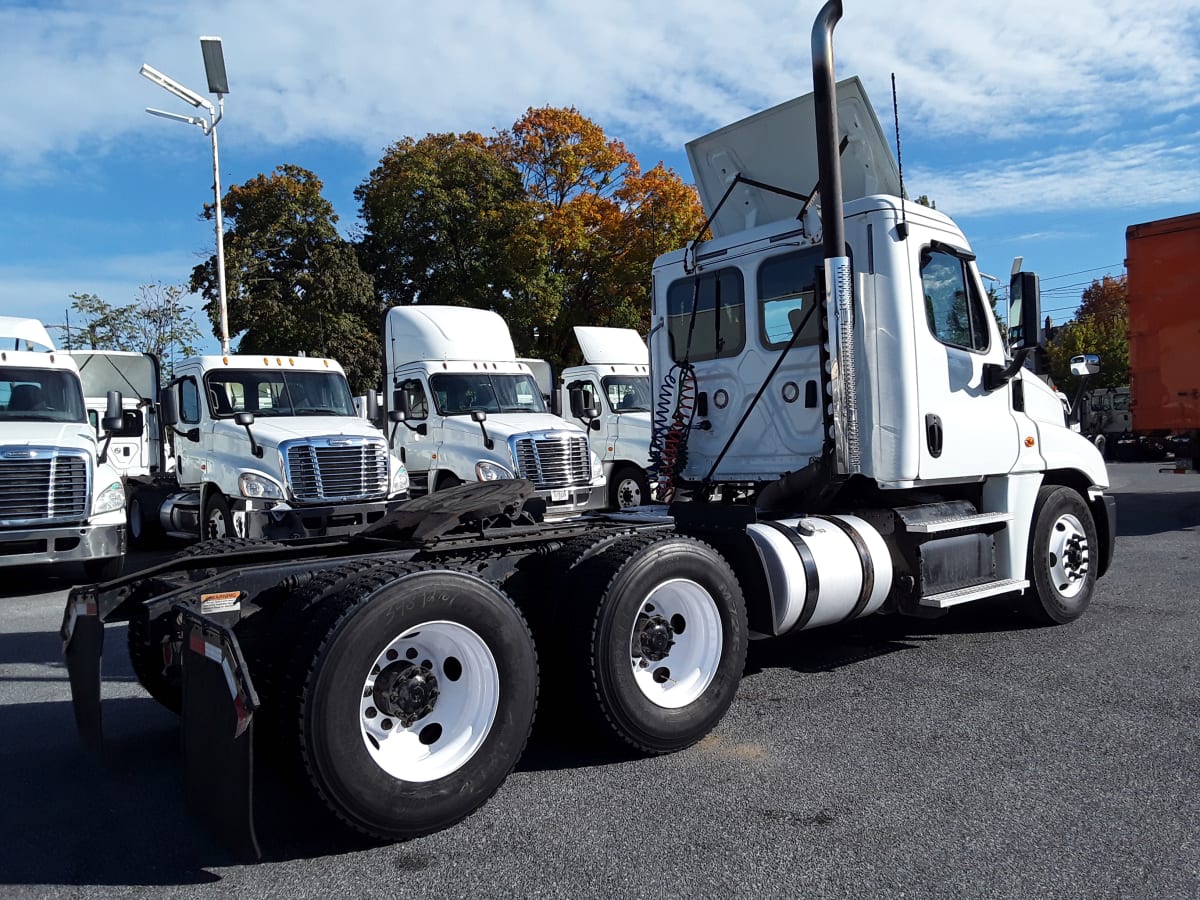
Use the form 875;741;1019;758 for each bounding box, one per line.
926;413;943;458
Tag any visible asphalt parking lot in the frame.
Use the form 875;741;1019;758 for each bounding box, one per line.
1;462;1197;899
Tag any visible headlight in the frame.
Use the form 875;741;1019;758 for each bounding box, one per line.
94;481;125;514
590;450;604;481
476;461;512;481
239;472;284;499
390;460;410;495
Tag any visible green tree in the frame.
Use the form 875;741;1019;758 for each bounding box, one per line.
59;286;201;375
190;165;382;393
355;133;556;344
1045;275;1129;393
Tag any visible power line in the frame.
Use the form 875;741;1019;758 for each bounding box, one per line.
1038;264;1125;283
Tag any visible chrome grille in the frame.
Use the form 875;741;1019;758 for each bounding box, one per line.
0;449;89;526
512;433;591;488
284;439;389;503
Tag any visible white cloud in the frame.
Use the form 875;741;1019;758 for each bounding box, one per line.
5;0;1199;175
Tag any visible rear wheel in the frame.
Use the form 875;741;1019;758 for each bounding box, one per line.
564;534;747;753
127;612;182;713
127;489;164;549
292;568;538;840
1024;485;1099;625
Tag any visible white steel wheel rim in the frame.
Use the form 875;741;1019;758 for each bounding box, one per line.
1047;512;1090;598
629;578;723;709
359;620;500;783
616;476;643;507
207;507;228;539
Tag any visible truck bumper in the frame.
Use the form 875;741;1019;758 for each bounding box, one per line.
240;497;406;539
536;485;596;519
0;521;125;569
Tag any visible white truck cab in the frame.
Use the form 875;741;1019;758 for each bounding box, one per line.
384;306;603;517
0;318;126;578
557;326;653;508
153;353;409;542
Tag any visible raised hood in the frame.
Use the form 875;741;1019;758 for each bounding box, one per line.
573;327;648;365
685;75;900;239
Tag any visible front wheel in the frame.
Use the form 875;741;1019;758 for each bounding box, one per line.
566;534;747;754
1024;485;1099;624
203;492;233;540
608;464;650;509
295;568;538;841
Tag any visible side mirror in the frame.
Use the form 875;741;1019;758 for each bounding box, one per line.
100;390;125;434
366;389;380;426
470;408;494;449
568;387;594;420
1070;354;1101;377
159;388;179;427
1008;271;1042;352
234;411;255;427
388;409;406;424
470;409;488;424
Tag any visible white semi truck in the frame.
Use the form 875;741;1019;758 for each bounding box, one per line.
557;326;653;508
64;1;1115;858
383;305;604;517
69;350;409;544
0;318;126;579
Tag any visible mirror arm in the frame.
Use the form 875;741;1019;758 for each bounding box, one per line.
983;347;1033;392
241;422;264;459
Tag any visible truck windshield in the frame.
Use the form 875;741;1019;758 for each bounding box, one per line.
204;370;356;418
602;375;651;413
0;367;87;423
430;372;547;415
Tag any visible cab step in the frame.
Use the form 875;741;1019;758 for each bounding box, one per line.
920;578;1029;609
905;511;1013;534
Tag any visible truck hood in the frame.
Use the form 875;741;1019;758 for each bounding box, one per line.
239;416;387;447
1;421;97;456
442;412;586;442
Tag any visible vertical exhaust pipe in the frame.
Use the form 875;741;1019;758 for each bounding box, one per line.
812;0;845;259
811;0;860;475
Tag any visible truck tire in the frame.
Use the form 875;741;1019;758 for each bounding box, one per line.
436;472;463;491
203;492;233;540
127;612;182;713
566;534;747;754
127;489;164;549
1024;485;1099;625
608;464;650;509
292;568;538;841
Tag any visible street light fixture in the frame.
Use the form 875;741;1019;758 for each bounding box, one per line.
141;37;231;355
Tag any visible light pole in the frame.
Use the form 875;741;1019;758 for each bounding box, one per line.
141;37;232;355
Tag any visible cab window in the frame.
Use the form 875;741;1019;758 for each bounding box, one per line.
920;248;990;352
666;267;745;363
398;379;428;420
757;247;826;349
180;378;201;424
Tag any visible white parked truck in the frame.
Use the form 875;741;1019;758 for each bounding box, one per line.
71;351;410;544
0;318;126;579
383;305;604;517
557;326;653;508
63;1;1115;859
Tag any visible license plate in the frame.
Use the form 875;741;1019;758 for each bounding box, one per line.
550;488;569;502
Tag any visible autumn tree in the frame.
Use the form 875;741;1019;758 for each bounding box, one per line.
190;165;382;393
59;285;201;375
355;133;557;343
490;107;706;371
1046;275;1129;393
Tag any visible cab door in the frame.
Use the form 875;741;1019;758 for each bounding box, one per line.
912;242;1020;481
172;375;207;487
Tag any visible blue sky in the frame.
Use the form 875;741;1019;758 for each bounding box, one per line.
4;0;1199;353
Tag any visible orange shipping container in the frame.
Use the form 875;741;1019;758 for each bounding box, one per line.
1124;211;1200;432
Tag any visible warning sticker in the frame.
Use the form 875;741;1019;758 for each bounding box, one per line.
200;590;242;615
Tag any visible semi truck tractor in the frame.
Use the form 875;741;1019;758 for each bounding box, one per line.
1125;211;1200;469
69;350;410;544
383;305;604;517
0;319;126;579
62;1;1115;858
557;326;654;509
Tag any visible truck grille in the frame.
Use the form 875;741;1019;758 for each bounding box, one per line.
512;433;591;488
0;450;89;527
285;439;389;503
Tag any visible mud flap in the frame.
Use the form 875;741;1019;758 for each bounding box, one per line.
61;590;104;752
180;609;261;860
